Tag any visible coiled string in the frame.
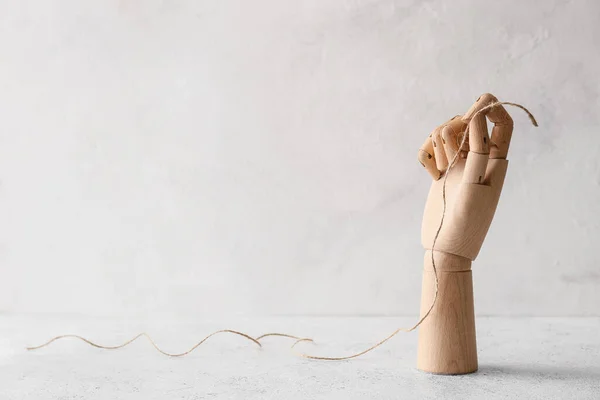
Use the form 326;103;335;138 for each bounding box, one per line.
27;101;537;360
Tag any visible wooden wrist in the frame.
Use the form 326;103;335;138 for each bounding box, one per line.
417;250;477;374
423;250;472;272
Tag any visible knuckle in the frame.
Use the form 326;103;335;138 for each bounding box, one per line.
418;149;432;163
477;93;497;104
431;130;441;145
446;117;468;133
441;127;454;141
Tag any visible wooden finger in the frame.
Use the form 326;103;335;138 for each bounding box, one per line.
418;135;441;180
441;126;458;162
462;93;513;159
441;116;468;163
489;119;513;159
462;93;499;121
463;114;490;184
467;113;490;155
456;131;470;159
432;128;448;171
444;115;468;134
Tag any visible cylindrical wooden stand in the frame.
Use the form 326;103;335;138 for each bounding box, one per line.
417;251;478;375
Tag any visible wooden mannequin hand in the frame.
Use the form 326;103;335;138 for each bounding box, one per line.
418;94;514;260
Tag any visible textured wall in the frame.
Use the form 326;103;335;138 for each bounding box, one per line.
1;0;599;316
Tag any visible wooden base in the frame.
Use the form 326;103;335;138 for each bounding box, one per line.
417;251;478;375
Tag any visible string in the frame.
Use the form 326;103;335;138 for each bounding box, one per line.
26;101;537;360
26;331;314;357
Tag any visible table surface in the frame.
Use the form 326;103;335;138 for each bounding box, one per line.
1;315;599;400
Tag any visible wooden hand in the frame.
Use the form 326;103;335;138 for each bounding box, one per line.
416;94;514;375
419;93;514;260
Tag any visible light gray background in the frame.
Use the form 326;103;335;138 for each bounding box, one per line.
1;0;598;317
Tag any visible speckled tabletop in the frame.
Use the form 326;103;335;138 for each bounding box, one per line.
1;316;598;399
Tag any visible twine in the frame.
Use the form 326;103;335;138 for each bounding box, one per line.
26;331;312;356
26;101;537;360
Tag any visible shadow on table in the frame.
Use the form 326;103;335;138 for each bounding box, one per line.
479;364;600;382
